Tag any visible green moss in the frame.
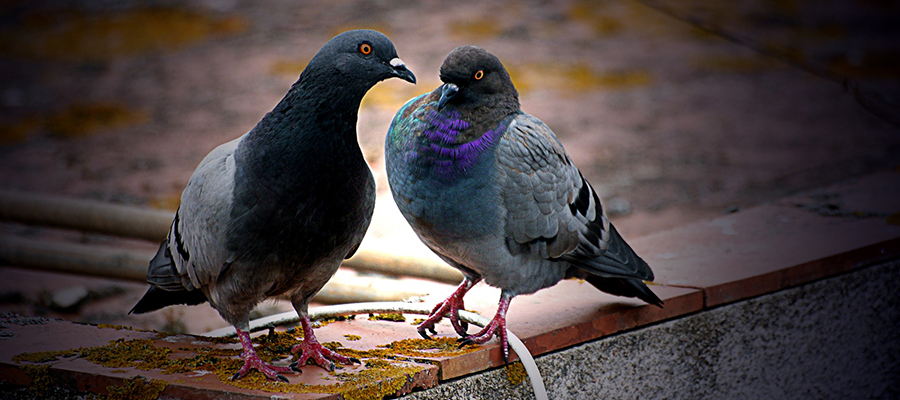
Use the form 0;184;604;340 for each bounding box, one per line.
20;364;53;398
448;17;502;39
336;363;421;400
505;361;527;386
888;212;900;225
96;323;130;330
0;7;246;61
368;313;406;322
104;376;167;400
11;329;446;396
12;349;78;364
46;103;147;138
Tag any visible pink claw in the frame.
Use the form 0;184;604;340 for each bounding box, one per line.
417;278;479;339
458;296;512;363
232;329;293;382
290;315;359;371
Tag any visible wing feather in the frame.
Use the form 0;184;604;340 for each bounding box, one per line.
496;114;651;280
156;136;243;291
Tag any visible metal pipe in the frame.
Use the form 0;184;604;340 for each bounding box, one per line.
0;190;462;284
0;235;151;281
344;248;462;284
0;236;429;304
0;190;172;242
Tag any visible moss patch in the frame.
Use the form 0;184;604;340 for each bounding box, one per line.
505;361;527;386
0;102;147;144
46;103;147;138
21;364;53;398
368;313;406;322
11;329;448;397
334;337;479;362
0;7;246;62
105;376;167;400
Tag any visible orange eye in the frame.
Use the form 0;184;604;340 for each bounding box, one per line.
359;43;372;55
474;70;484;80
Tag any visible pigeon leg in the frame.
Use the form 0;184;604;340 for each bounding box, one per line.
290;314;360;372
418;277;480;339
231;328;293;382
459;294;513;363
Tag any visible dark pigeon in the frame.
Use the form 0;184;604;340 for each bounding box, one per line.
131;29;415;381
384;46;660;362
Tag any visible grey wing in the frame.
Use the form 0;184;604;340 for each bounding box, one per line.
496;114;651;280
165;135;243;290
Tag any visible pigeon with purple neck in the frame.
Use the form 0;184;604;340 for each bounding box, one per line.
385;46;660;362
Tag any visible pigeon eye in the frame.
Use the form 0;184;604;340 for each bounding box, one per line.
474;70;484;80
359;43;372;55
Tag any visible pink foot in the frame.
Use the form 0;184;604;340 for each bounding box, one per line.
459;296;512;363
290;316;359;371
418;278;479;339
232;329;294;382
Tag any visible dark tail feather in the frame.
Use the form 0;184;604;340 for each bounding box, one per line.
129;240;207;314
601;224;654;280
129;285;208;314
586;275;664;308
563;224;655;281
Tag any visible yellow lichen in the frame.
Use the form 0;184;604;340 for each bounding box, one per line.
506;361;527;386
20;364;53;398
888;212;900;226
0;117;41;144
364;359;391;369
368;313;406;322
566;2;622;35
104;376;167;400
448;17;502;39
505;62;653;94
0;8;247;62
344;334;362;341
80;339;174;370
12;329;449;396
45;103;147;138
311;314;354;329
336;363;421;400
97;323;130;330
13;349;78;364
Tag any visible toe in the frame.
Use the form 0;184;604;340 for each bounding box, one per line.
418;329;432;340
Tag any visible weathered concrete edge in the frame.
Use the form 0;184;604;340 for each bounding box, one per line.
399;259;900;399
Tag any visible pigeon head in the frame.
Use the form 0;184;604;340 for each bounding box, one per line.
305;29;416;89
437;46;519;115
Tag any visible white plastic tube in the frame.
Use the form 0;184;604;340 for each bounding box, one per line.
204;301;548;400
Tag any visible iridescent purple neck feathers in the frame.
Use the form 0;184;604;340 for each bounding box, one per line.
416;108;507;176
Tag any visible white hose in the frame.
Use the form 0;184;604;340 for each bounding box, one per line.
203;301;548;400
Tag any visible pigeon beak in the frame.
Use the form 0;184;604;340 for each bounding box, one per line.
437;83;459;110
389;58;416;84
